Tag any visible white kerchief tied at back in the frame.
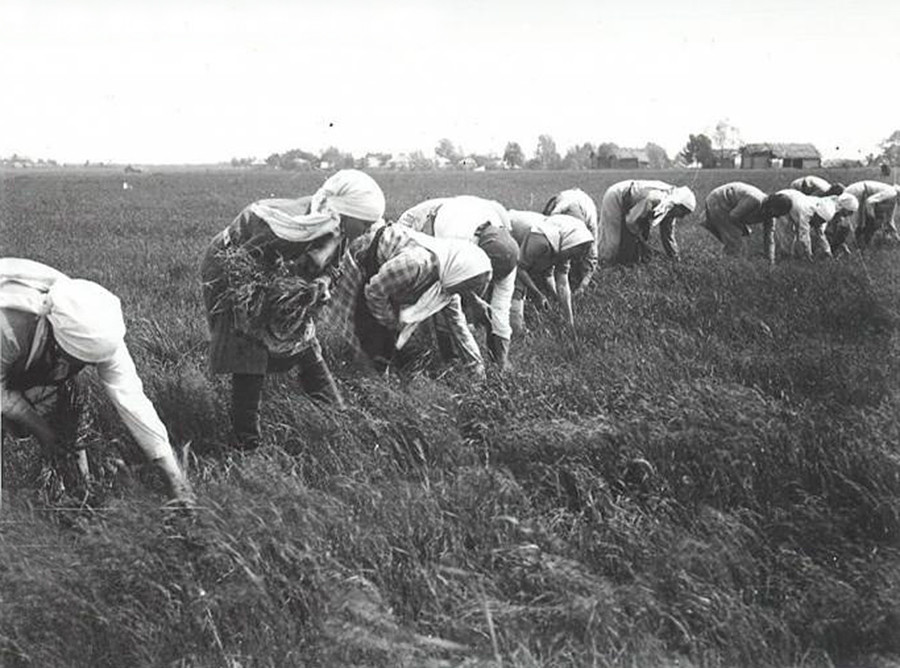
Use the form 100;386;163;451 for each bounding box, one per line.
652;186;697;226
0;258;126;365
395;233;492;349
251;169;386;242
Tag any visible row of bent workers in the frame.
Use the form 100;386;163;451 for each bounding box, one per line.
2;170;899;506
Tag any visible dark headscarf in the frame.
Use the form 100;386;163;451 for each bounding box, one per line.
476;226;519;280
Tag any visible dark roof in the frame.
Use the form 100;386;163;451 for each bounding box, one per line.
613;147;650;162
741;143;821;159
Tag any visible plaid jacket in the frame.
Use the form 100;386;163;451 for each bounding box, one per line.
321;225;483;368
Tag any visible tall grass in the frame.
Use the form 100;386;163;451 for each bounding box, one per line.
1;168;899;667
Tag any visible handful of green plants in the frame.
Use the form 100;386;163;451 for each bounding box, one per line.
219;244;332;356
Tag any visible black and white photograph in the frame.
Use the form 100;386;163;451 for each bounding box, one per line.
2;0;900;665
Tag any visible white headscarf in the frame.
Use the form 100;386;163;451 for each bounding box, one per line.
812;196;838;223
251;169;386;242
533;214;594;254
47;279;126;363
835;192;859;214
652;186;696;225
546;188;598;230
395;232;492;348
0;259;125;365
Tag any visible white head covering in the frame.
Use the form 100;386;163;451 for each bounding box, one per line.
0;259;125;365
251;169;386;242
533;214;594;254
395;232;492;348
47;279;126;363
813;196;838;223
836;192;859;214
545;189;598;229
652;186;697;225
433;196;508;240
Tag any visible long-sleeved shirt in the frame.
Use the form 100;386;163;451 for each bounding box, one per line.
773;189;833;258
353;225;482;368
790;175;837;197
597;180;680;261
704;182;774;261
844;181;898;223
705;182;768;227
542;190;599;289
1;306;177;463
397;196;515;340
201;197;341;374
508;212;582;300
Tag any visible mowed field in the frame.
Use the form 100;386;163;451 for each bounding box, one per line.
2;167;900;667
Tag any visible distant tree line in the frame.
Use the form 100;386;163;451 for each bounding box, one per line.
241;135;682;172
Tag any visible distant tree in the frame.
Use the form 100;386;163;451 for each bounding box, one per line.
266;153;281;168
644;142;671;169
680;134;716;168
535;134;561;170
877;130;900;166
562;142;595;170
230;157;254;167
503;142;525;168
435;138;462;164
594;142;619;168
320;146;355;169
408;150;435;170
279;148;319;170
712;119;742;165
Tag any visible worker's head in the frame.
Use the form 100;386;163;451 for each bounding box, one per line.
652;186;697;225
760;193;793;218
311;169;387;240
825;182;845;196
438;239;493;299
47;278;126;364
475;225;519;280
835;192;859;218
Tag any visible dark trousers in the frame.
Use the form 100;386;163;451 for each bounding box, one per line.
231;342;343;449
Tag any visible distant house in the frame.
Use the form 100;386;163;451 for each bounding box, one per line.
740;143;821;169
715;149;741;168
601;147;650;169
458;157;478;170
388;154;412;170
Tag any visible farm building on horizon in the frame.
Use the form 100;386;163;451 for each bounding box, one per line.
740;143;821;169
598;147;650;169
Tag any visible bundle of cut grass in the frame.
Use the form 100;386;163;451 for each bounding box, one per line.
217;244;332;356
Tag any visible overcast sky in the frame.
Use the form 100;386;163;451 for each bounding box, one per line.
2;0;899;165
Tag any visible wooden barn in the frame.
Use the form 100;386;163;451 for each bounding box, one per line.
740;143;821;169
602;147;650;169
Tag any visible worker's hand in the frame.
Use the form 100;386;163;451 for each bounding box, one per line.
153;456;195;507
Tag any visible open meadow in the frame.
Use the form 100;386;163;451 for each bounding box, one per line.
1;166;900;667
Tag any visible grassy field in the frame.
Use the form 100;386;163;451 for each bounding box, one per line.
1;166;899;667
